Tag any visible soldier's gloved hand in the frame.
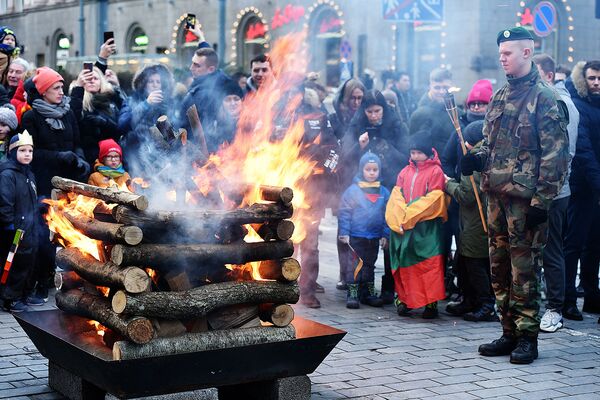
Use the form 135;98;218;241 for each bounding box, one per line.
525;206;548;229
460;153;482;176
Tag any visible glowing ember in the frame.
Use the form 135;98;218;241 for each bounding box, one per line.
87;320;107;337
131;177;150;188
226;225;268;280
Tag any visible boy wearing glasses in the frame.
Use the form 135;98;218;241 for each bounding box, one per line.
88;139;131;189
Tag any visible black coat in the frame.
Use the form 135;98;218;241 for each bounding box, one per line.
0;159;38;254
21;107;83;197
409;93;458;154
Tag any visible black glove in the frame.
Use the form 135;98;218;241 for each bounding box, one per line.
56;151;79;166
460;153;483;176
525;206;548;229
75;158;91;177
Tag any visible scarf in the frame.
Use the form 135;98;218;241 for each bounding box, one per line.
97;163;125;178
357;180;381;203
32;97;71;130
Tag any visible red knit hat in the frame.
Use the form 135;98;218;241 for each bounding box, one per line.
98;139;122;161
466;79;493;105
32;67;63;95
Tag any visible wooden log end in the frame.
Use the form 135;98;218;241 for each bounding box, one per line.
54;273;63;290
276;220;295;241
122;268;152;294
112;291;127;314
260;304;294;327
126;318;155;344
112;342;122;361
119;226;143;246
111;245;124;266
279;187;294;204
281;258;301;282
132;196;149;211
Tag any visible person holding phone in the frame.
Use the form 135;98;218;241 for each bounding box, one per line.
94;32;116;75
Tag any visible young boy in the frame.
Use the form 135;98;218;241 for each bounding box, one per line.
0;106;18;161
386;132;448;318
0;131;39;312
338;152;390;309
88;139;131;189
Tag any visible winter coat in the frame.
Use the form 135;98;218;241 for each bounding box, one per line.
554;81;579;200
70;86;124;166
409;93;457;154
21;107;83;197
395;149;445;203
565;62;600;194
0;158;38;254
392;88;417;124
328;79;359;140
9;80;30;126
338;182;390;240
441;111;482;179
87;161;131;189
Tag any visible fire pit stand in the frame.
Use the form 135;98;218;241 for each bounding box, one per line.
15;310;345;400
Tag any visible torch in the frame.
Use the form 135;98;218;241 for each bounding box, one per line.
443;93;487;233
1;229;25;285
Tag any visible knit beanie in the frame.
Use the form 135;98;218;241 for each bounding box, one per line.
0;27;17;47
33;66;63;95
0;106;18;130
222;77;244;100
409;131;434;157
356;151;382;181
466;80;493;105
463;120;485;146
98;139;122;161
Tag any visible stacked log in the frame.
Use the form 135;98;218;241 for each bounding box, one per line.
50;176;300;360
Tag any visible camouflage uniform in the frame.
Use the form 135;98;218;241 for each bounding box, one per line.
477;64;569;338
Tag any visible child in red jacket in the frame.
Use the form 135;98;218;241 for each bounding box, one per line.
386;132;448;318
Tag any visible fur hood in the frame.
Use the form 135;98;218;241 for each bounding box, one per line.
571;61;588;99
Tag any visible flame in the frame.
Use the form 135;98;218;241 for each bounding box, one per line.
87;320;107;337
132;177;151;189
225;225;268;280
146;268;159;285
448;86;461;93
192;32;316;243
96;286;110;297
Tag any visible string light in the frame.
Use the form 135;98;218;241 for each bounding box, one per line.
168;14;203;54
230;6;270;66
305;0;346;37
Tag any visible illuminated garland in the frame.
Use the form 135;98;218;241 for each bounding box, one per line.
304;0;346;37
440;20;447;68
167;14;203;55
230;7;270;66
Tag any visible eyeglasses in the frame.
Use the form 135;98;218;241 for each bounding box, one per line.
104;155;121;161
469;102;488;109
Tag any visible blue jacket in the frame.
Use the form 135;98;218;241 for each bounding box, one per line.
338;182;390;239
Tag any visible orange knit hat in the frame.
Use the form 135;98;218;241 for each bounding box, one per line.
32;66;63;95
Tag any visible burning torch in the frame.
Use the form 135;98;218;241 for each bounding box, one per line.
1;229;25;285
443;92;487;233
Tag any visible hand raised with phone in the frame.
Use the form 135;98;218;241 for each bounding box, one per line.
99;36;116;59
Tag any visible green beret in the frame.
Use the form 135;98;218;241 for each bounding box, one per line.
496;27;534;46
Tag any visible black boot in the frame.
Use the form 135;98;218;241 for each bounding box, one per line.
478;334;517;356
346;284;359;309
464;304;499;322
379;290;395;305
445;299;475;316
510;337;538;364
363;282;384;307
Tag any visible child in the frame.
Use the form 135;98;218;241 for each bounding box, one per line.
386;132;448;318
338;152;390;309
88;139;131;189
0;26;19;57
0;131;40;312
0;105;18;161
445;123;498;322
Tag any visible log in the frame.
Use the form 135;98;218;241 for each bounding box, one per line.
229;184;294;206
151;319;187;338
63;211;143;245
207;304;260;330
56;248;151;294
110;241;294;269
111;280;300;318
156;115;178;141
257;220;295;241
112;202;293;231
148;126;170;152
259;303;295;327
51;176;148;211
186;104;208;157
54;270;85;291
50;189;68;201
56;290;154;344
113;325;296;360
258;258;301;282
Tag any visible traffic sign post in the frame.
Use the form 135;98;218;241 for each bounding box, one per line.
383;0;444;23
533;1;556;38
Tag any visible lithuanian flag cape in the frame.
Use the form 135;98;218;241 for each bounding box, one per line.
385;188;448;309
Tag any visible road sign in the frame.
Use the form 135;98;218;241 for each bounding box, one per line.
383;0;444;23
533;1;556;37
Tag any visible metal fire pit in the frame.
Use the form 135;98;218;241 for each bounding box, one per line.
14;309;345;399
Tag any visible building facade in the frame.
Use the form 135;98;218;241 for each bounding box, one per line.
1;0;599;98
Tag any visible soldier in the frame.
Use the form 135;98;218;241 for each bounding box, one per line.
461;27;569;364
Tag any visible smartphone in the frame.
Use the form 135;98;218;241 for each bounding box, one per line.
103;31;114;43
83;62;93;72
185;14;196;29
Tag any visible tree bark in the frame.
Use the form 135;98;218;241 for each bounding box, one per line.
112;325;295;360
110;241;294;269
51;176;149;211
63;211;143;245
259;303;295;327
207;304;260;330
257;220;295;241
186;104;208;157
156;115;178;141
56;290;154;345
232;184;294;206
56;247;151;294
258;258;301;282
54;270;85;291
111;280;299;318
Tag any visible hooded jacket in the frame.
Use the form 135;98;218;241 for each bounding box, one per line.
396;149;445;203
565;62;600;194
338;153;390;239
9;79;30;126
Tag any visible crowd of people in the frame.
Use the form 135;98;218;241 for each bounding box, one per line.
0;23;599;365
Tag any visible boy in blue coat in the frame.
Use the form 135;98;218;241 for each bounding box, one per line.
338;152;390;308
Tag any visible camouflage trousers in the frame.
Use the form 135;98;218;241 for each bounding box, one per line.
487;194;547;338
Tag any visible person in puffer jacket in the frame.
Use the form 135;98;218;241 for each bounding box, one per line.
338;152;390;309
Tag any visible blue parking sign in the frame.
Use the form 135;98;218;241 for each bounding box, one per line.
383;0;444;22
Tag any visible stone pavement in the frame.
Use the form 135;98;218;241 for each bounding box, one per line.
1;211;600;399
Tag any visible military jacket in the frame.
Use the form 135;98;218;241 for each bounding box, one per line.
479;64;569;210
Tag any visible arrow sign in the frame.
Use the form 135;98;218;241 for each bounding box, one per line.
533;1;556;37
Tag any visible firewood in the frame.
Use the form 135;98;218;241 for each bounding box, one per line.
207;304;260;330
54;270;85;291
258;258;301;282
56;290;154;345
257;185;294;205
112;325;295;360
51;176;149;211
156;115;178;141
110;241;294;270
111;202;293;231
56;248;151;294
50;189;68;201
259;303;295;327
111;280;300;319
63;211;143;245
257;220;295;241
151;319;187;338
148;126;170;152
186;104;208;157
